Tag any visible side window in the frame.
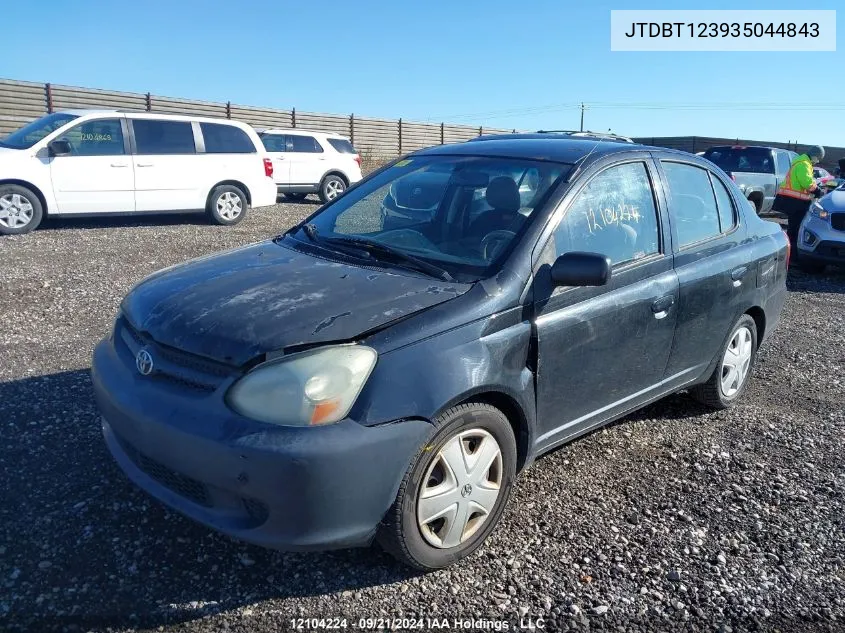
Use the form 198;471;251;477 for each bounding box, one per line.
775;151;791;176
58;119;124;156
261;134;287;152
661;161;721;248
132;119;196;155
289;135;323;153
710;174;736;232
200;123;255;153
552;162;660;266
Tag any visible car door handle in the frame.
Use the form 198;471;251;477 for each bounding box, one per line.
731;266;748;286
136;163;154;167
651;295;675;316
110;163;129;168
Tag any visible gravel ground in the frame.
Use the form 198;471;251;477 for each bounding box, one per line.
1;203;843;633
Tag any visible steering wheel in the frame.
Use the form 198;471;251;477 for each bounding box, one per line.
480;230;516;261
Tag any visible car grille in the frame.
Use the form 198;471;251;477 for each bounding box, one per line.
115;433;270;525
116;316;232;392
831;213;845;232
117;434;211;507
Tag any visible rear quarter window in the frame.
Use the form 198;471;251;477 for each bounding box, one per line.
327;138;357;154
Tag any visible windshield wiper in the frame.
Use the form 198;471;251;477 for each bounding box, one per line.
296;224;453;281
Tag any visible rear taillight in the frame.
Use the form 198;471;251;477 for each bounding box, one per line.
354;154;361;168
784;231;791;270
263;158;273;178
729;172;736;181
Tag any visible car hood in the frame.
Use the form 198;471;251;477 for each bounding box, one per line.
121;240;470;366
821;188;845;210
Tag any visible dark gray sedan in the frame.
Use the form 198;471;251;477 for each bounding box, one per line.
92;138;789;570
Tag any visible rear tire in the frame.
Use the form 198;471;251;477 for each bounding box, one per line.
207;185;247;226
0;184;43;235
747;196;761;214
691;314;757;410
377;403;517;571
284;192;308;201
318;174;347;204
798;258;825;274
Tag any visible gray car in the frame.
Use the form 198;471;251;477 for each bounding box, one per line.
796;183;845;273
701;145;797;215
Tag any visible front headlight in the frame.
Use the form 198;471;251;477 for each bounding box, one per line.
225;345;378;427
809;201;830;222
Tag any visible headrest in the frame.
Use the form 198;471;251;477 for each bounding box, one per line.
485;176;520;213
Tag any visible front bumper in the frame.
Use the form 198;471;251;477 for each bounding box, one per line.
92;337;433;551
796;215;845;265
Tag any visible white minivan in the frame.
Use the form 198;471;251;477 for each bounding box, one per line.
0;110;278;235
258;129;363;203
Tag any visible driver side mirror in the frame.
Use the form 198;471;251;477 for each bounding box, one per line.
48;140;72;157
551;252;612;287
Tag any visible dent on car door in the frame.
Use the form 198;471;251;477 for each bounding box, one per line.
531;159;679;452
657;159;750;384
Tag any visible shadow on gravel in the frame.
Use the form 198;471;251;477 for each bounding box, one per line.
787;267;845;294
0;370;420;633
41;213;211;231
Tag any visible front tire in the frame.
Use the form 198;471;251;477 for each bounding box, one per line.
318;174;346;204
692;314;757;409
0;185;43;235
207;185;247;226
377;403;517;570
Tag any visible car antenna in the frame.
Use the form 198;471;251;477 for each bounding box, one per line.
566;140;601;182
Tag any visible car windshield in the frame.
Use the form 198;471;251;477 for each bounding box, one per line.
0;112;80;149
291;155;569;282
702;147;774;174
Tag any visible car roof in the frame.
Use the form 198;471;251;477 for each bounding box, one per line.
259;128;348;139
55;108;254;128
413;137;653;164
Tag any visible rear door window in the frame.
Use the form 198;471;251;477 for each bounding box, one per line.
702;147;774;174
661;161;722;248
132;119;196;155
200;123;255;153
261;134;287;152
775;151;792;176
289;135;323;153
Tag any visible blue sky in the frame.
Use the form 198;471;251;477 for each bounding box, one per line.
1;0;842;146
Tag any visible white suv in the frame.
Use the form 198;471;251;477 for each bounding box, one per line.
258;129;362;203
0;110;277;235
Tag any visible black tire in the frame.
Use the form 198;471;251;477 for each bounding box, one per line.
0;184;43;235
318;174;347;204
747;196;760;214
283;192;308;201
377;403;517;571
691;314;758;410
206;185;248;226
798;258;826;274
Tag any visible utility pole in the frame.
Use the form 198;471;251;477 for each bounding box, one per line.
579;102;586;132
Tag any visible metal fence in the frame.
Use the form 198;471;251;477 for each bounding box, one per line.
0;78;516;158
633;136;845;172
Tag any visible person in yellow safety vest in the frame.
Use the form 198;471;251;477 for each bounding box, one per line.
773;145;825;249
